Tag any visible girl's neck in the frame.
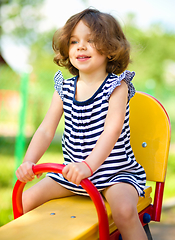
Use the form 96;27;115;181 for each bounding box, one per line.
78;71;108;85
75;71;108;102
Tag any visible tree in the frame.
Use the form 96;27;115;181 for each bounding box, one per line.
0;0;45;46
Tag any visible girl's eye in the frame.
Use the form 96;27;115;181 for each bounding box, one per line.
88;39;94;43
70;40;78;44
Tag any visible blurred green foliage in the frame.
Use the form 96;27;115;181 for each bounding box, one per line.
1;1;175;139
0;1;175;228
1;16;175;140
0;65;19;90
1;0;45;46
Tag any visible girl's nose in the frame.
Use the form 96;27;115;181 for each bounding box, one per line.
77;41;87;50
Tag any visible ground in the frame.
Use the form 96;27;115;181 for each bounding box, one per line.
149;205;175;240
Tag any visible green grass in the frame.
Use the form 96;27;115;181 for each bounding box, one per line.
0;136;175;227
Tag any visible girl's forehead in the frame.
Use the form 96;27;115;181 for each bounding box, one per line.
71;20;91;36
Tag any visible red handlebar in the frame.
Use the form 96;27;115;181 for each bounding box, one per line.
12;163;110;240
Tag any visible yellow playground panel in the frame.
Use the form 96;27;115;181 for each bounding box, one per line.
0;92;171;240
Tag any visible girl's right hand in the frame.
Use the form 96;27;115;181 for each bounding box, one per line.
16;161;35;183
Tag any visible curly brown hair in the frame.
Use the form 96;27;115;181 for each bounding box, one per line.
52;8;130;75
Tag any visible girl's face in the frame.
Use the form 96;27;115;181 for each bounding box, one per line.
69;20;107;76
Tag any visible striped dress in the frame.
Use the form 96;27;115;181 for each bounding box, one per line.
47;70;146;197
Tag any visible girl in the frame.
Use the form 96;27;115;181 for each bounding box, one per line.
16;8;147;240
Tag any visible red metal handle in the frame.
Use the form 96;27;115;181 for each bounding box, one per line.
12;163;110;240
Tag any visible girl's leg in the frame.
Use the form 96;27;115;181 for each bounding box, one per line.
102;183;148;240
22;176;75;213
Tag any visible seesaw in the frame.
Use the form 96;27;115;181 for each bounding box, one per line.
0;92;171;239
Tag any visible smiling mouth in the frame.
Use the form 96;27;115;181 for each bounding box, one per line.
77;55;91;59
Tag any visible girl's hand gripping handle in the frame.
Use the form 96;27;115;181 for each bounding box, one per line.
12;163;110;240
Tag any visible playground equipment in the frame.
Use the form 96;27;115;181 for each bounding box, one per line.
0;92;171;239
14;72;29;183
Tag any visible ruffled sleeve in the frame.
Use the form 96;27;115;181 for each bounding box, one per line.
106;70;135;101
54;70;64;101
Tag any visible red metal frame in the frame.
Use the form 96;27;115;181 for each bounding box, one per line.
152;182;165;221
12;163;110;240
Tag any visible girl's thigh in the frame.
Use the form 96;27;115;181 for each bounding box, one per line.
102;183;139;217
23;176;75;213
102;183;148;240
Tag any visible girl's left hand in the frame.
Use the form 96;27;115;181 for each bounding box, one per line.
62;162;92;186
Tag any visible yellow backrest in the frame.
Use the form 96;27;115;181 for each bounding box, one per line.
129;92;171;182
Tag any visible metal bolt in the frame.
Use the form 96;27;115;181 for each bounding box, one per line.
50;213;56;215
142;142;147;148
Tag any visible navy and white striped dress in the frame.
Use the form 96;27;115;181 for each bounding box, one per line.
47;70;146;197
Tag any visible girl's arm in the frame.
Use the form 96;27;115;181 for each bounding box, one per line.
62;81;128;185
86;80;128;171
16;91;63;182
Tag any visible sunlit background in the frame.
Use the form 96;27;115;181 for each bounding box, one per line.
0;0;175;238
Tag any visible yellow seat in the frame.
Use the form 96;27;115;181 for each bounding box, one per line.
130;92;171;183
0;92;171;240
0;188;152;240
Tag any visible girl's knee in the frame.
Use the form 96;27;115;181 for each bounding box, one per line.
22;191;33;213
104;183;139;225
112;201;138;225
22;183;42;213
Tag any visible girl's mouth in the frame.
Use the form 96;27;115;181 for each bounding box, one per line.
77;55;91;60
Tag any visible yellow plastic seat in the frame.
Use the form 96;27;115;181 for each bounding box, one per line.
0;187;152;240
129;92;171;183
0;92;171;240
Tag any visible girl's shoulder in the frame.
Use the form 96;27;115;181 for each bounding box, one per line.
105;70;136;101
107;70;135;83
54;70;76;86
54;70;76;101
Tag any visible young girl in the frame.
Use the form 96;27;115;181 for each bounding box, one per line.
16;8;147;240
